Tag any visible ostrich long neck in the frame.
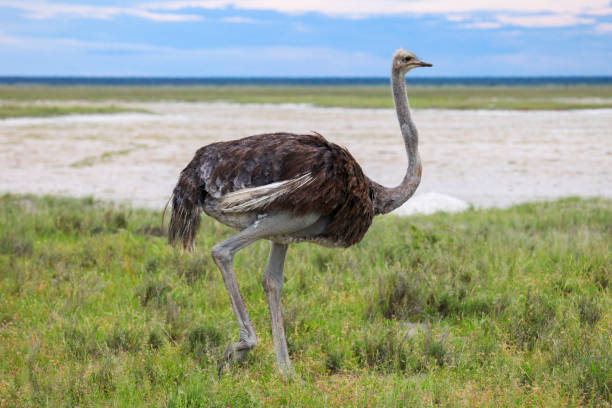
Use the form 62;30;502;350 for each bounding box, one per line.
370;68;422;215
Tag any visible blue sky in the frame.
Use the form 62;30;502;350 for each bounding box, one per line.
0;1;611;76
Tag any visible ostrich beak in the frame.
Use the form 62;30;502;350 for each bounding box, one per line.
416;61;433;67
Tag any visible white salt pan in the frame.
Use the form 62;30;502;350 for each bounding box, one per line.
395;192;470;216
1;102;610;214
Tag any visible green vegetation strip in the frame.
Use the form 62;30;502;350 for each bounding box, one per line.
0;104;149;119
70;145;148;168
0;194;610;406
2;85;612;110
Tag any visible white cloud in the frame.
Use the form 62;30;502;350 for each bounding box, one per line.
462;22;502;29
595;22;612;32
222;16;256;23
142;0;612;18
446;15;469;22
0;0;611;29
0;0;202;21
495;13;595;27
139;0;612;29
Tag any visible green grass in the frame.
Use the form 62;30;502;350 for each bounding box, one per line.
0;194;610;407
1;85;612;110
0;104;149;119
69;145;147;168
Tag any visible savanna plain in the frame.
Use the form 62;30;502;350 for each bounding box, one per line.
0;84;611;407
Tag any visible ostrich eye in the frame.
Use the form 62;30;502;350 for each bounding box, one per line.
404;56;412;62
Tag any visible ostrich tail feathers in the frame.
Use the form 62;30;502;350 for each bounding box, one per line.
168;170;203;251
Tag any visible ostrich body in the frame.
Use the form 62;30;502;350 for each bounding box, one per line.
169;49;432;376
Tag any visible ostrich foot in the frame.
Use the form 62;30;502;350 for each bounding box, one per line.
217;339;254;376
277;361;295;380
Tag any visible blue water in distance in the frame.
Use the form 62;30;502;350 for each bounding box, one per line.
0;76;611;86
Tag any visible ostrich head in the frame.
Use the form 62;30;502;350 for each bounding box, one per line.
392;49;432;72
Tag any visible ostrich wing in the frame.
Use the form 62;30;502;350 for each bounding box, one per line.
219;173;315;213
190;132;374;246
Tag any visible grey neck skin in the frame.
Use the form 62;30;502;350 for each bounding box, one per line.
369;67;422;215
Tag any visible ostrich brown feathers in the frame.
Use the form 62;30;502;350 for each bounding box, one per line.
172;132;374;248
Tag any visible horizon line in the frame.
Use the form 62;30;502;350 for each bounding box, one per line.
2;75;612;79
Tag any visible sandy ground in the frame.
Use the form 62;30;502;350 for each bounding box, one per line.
0;102;610;214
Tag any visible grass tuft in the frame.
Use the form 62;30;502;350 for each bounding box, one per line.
186;325;223;363
510;294;556;350
324;347;345;374
0;235;33;257
106;327;142;353
147;327;166;350
354;326;420;373
138;279;172;307
577;296;602;326
369;269;426;321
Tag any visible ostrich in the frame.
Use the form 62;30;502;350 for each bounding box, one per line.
168;49;432;376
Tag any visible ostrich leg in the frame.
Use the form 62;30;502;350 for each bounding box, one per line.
212;213;318;375
262;242;293;377
212;233;259;373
